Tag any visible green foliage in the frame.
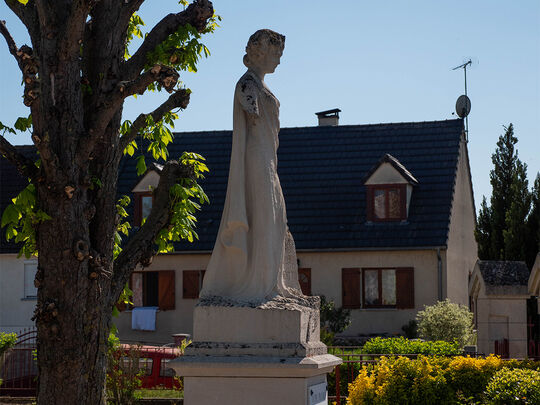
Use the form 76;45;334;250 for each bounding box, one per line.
346;355;540;405
319;295;351;345
106;335;143;405
0;332;17;357
525;174;540;269
416;299;474;347
475;123;539;263
145;16;220;77
1;183;51;258
0;332;17;388
113;195;132;260
484;367;540;405
361;337;462;355
401;319;418;339
154;152;209;253
121;112;180;176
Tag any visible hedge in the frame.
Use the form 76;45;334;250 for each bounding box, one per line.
361;337;461;355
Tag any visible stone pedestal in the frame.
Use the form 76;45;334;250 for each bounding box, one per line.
171;301;342;405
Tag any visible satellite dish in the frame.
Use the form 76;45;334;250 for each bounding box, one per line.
455;95;471;118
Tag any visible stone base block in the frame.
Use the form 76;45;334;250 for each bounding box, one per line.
171;354;341;405
193;304;320;344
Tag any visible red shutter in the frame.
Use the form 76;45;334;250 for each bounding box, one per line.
158;271;175;310
366;186;374;221
183;270;200;299
298;268;312;295
134;194;141;226
400;184;407;220
396;267;414;309
342;268;361;309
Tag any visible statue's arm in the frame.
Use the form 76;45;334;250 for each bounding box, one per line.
237;75;260;117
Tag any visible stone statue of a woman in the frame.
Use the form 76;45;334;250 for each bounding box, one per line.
200;29;304;304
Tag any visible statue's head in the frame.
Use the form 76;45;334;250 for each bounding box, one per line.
243;29;285;74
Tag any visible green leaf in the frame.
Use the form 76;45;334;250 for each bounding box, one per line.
1;205;21;227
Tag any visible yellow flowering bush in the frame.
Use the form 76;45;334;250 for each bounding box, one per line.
484;367;540;405
346;356;539;405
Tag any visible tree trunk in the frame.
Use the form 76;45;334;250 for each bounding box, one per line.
0;1;214;403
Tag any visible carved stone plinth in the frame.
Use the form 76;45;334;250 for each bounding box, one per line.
171;301;341;404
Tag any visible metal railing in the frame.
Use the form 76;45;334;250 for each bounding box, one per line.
0;328;37;397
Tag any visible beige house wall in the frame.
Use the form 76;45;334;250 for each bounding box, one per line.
115;249;445;343
446;137;477;305
475;296;528;358
115;253;211;344
470;265;529;358
0;254;37;333
298;250;440;336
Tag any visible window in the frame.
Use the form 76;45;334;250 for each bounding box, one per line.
24;262;38;299
127;270;175;310
183;270;205;299
298;268;311;295
366;184;406;221
363;268;414;309
341;267;414;309
363;269;396;307
134;192;153;226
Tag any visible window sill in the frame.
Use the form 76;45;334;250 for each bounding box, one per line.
21;297;37;301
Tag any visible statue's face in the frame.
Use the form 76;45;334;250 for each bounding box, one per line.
253;45;283;74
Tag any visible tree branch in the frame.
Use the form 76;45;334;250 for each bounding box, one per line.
0;136;37;180
118;64;180;98
111;160;195;298
4;0;35;28
119;88;190;152
0;19;24;70
123;0;213;80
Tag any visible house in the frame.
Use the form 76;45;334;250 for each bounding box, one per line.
111;117;477;344
469;260;530;358
0;146;38;334
528;253;540;357
0;118;478;344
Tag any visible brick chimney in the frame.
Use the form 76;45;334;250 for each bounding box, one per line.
315;108;341;126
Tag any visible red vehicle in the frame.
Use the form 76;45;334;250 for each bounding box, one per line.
117;344;182;389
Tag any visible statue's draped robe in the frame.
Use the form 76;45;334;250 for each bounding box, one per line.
200;70;297;302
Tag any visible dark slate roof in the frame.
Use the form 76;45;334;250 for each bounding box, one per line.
478;261;530;287
0;146;35;254
118;118;464;251
363;153;419;185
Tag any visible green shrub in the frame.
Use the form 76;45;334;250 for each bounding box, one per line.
106;333;143;405
416;299;474;347
0;332;17;388
401;319;418;339
0;332;17;357
320;296;351;345
361;337;461;355
484;367;540;405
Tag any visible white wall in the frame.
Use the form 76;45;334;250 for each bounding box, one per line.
0;254;37;333
446;136;478;305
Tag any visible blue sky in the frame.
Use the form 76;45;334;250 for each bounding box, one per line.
1;0;539;207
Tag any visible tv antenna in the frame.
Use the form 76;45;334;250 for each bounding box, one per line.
452;59;472;140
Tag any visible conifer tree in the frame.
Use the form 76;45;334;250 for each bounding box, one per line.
475;124;535;263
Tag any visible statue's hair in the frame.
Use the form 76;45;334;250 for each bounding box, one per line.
243;29;285;68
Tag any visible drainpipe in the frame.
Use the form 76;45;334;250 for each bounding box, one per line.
437;248;443;301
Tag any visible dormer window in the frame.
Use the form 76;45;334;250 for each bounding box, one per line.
132;164;162;226
369;184;406;221
363;154;418;222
